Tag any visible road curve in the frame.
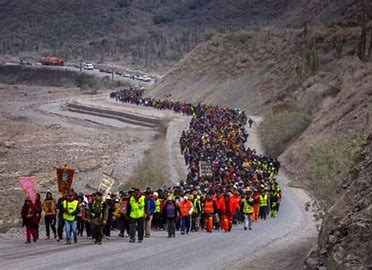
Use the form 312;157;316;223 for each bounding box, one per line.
0;109;316;270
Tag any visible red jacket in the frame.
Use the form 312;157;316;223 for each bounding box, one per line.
21;203;38;227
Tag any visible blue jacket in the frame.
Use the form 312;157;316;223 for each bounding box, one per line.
148;198;156;215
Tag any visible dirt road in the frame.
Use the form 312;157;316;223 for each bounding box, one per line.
0;101;317;269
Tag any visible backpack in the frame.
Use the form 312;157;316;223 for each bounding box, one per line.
166;203;176;218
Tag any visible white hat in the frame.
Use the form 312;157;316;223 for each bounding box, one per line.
153;192;158;197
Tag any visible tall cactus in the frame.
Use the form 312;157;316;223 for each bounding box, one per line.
358;0;370;62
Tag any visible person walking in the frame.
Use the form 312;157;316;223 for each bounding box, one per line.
56;193;66;241
63;192;79;245
34;193;42;240
203;194;215;233
128;189;147;243
21;197;38;244
90;192;108;245
163;196;178;238
252;190;260;222
118;193;130;238
145;192;155;237
179;196;193;235
152;192;162;231
191;194;202;232
259;190;269;220
241;191;255;230
248;118;254;128
43;192;57;239
103;195;114;240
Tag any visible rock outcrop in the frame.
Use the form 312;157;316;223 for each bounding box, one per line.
305;134;372;270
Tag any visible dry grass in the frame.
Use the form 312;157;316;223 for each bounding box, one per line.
305;133;363;205
119;119;171;190
259;109;312;157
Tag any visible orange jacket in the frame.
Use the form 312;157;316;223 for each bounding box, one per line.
204;200;214;214
231;195;241;212
180;200;192;217
215;196;225;213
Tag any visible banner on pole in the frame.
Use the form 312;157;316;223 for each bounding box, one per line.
56;167;75;193
98;173;116;198
19;176;37;203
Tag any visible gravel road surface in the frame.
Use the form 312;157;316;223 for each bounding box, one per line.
0;110;317;270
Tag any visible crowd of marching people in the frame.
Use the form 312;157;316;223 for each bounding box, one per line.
21;88;282;245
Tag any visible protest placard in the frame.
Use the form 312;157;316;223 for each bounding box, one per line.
98;173;116;198
19;176;37;203
56;167;75;193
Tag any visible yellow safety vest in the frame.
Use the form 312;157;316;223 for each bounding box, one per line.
259;194;268;207
63;200;79;222
130;195;145;219
155;199;161;213
242;198;254;214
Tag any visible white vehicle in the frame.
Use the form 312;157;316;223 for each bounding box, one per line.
83;63;94;70
142;76;152;82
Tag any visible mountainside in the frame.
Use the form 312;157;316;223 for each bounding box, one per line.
148;21;372;270
0;0;369;71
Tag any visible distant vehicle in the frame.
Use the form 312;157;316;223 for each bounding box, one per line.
40;56;64;66
19;59;32;66
83;63;94;70
142;76;152;82
123;73;131;78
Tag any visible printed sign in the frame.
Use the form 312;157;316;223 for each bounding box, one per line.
56;167;75;193
98;173;116;198
199;161;213;177
19;176;37;203
43;200;56;215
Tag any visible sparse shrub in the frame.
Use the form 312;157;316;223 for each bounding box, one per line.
224;32;252;44
117;0;131;8
74;73;97;88
305;134;363;204
259;110;312;157
120;138;170;190
331;36;344;59
153;15;174;25
306;39;319;74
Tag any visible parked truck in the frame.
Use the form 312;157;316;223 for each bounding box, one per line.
39;56;64;66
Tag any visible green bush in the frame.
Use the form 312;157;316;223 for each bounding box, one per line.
259;110;312;157
74;73;97;88
306;134;362;204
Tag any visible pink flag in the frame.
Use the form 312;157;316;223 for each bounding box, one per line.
19;176;37;203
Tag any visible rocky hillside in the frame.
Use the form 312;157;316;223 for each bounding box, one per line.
149;21;372;270
305;135;372;270
0;0;369;70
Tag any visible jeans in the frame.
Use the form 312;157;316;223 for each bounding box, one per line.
64;220;77;243
129;217;144;241
119;215;129;236
45;215;56;238
92;225;104;243
244;213;252;229
167;217;176;237
145;215;153;236
181;216;191;234
57;217;65;239
259;206;267;220
103;218;112;237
